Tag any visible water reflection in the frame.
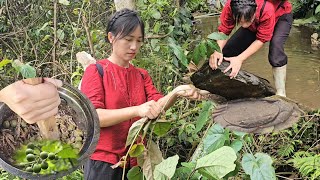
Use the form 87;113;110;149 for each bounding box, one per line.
195;15;320;109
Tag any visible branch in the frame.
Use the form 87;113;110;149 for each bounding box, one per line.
52;0;58;74
82;15;95;59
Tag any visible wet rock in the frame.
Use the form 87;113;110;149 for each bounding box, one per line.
190;61;276;100
212;96;303;133
190;61;305;134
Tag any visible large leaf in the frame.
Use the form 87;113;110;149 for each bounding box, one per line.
196;146;237;179
241;153;276;180
316;4;320;14
126;118;147;147
148;140;163;164
142;140;163;180
20;64;36;79
207;40;220;53
192;41;207;64
127;166;144;180
230;140;243;153
57;144;79;159
168;37;188;67
203;124;229;154
154;155;179;180
195;101;214;133
207;32;228;40
151;9;161;19
153;122;171;137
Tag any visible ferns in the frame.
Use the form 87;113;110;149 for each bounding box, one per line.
278;142;295;157
290;152;320;180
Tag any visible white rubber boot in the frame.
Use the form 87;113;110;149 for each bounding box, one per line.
272;65;287;97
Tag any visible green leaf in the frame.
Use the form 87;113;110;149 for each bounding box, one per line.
181;162;196;169
196;146;237;179
127;166;143;180
129;144;145;157
57;29;65;42
153;22;161;34
203;124;229;154
150;39;160;52
195;101;214;133
207;32;228;40
154;155;179;180
151;9;161;19
20;64;36;79
0;59;12;68
173;167;201;180
57;145;79;159
126;118;147;147
58;0;70;6
168;37;188;67
230;140;243;153
315;4;320;14
153;122;171;137
42;141;62;153
233;131;247;139
242;153;276;180
207;40;220;53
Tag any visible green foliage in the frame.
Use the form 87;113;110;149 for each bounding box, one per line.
290;152;320;179
203;124;230;155
126;118;147;147
153;155;179;179
195;146;237;179
11;60;36;79
14;140;79;174
127;166;144;180
195;101;215;133
242;153;276;180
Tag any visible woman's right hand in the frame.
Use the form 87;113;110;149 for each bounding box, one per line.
137;100;162;119
209;51;224;70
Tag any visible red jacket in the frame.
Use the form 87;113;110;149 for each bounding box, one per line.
80;59;163;167
271;0;292;21
218;0;291;43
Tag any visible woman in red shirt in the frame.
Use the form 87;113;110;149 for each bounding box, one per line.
80;8;204;180
210;0;293;97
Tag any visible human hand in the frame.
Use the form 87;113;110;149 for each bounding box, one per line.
174;85;210;100
209;51;224;70
137;100;162;119
0;78;62;124
223;56;244;79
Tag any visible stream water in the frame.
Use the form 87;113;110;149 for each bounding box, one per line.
195;15;320;109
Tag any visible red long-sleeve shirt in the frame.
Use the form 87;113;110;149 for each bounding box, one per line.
271;0;292;20
218;0;291;43
80;59;163;167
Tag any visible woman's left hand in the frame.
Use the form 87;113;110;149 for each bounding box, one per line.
223;56;244;79
174;85;210;100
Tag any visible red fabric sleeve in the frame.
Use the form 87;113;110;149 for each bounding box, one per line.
218;0;235;35
256;8;276;43
138;68;163;101
80;64;105;109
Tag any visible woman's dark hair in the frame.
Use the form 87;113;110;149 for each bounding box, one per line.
230;0;257;24
106;8;144;43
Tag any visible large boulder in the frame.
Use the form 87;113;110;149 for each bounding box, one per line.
190;61;305;134
191;61;276;100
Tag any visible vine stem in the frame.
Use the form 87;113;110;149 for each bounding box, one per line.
122;117;148;180
121;88;201;179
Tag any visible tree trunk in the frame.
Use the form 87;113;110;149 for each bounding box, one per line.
114;0;135;11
